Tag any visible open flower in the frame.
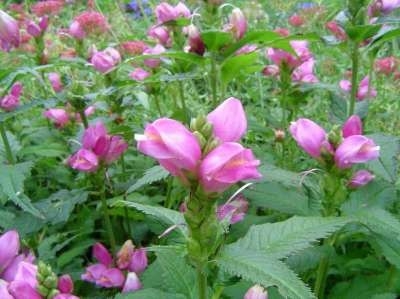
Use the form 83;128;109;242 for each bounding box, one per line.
339;76;377;101
0;9;20;51
342;115;362;138
348;170;375;188
91;47;121;73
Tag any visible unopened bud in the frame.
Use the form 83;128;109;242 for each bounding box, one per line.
200;122;213;139
328;125;342;148
47;289;60;299
37;285;49;297
193;131;207;149
274;129;285;142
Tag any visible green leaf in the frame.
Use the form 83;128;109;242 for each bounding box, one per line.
114;201;187;236
226;216;349;259
345;24;381;43
371;235;400;270
368;28;400;49
201;31;234;52
115;289;185;299
217;247;315;299
127;165;169;193
0;162;43;219
220;52;262;86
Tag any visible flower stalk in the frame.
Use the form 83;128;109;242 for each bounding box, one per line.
0;121;15;164
348;42;359;117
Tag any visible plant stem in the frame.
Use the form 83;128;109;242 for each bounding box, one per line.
210;58;218;106
178;81;187;113
196;265;207;299
99;170;117;254
314;255;329;299
154;93;163;116
0;122;15;164
79;110;89;129
348;43;359;117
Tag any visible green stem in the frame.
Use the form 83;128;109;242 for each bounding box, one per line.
348;43;359;117
178;81;187;113
99;170;117;254
210;58;218;106
196;265;207;299
154;94;163;116
314;255;329;299
0;122;15;164
79;110;89;129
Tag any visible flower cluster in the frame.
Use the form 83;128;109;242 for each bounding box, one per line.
69;11;109;40
0;230;78;299
81;241;147;293
68;122;128;172
290;116;379;188
30;0;64;17
135;97;261;193
0;82;23;112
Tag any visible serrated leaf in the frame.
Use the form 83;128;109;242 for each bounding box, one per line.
371;235;400;270
218;248;315;299
127;165;169;193
345;24;381;43
220;52;262;86
201;31;233;52
115;289;186;299
115;201;186;235
226;216;348;259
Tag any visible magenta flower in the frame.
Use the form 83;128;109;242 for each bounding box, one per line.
104;136;128;164
122;272;142;293
185;24;205;56
369;0;400;16
93;242;113;267
0;9;20;51
27;16;48;37
199;142;261;193
289;14;304;27
81;263;107;283
335;135;380;169
96;268;125;288
143;44;166;68
128;248;148;274
69;21;85;40
13;261;38;290
289;118;329;158
348;170;375;188
48;72;63;92
292;59;318;83
135;118;201;180
155;2;190;24
0;230;19;274
8;280;41;299
2;251;35;282
267;41;311;70
82;122;108;153
340;76;377;101
244;284;268;299
58;274;74;294
91;47;121;74
43;108;69;128
217;195;249;224
148;26;171;48
130;68;150;81
342;115;362;138
207;97;247;143
68;149;99;172
226;8;247;39
0;82;22;112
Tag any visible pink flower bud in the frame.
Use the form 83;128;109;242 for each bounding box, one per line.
0;9;20;51
10;82;22;97
342;115;362;138
0;230;19;274
339;79;351;92
227;8;247;39
148;26;171;48
185;24;205;56
136;118;201;180
130;68;150;81
68;149;99;172
91;47;121;74
96;268;125;288
93;242;113;267
325;21;347;41
335;135;380;169
155;2;177;23
116;240;134;270
235;44;257;56
375;56;398;75
217;195;248;224
48;72;63;92
122;272;142;293
0;82;22;112
289;118;328;158
207;97;247;142
39;16;49;31
292;59;318;83
143;44;165;68
175;2;191;19
58;274;74;294
289;14;304;27
0;280;13;299
104;135;128;164
348;170;375;188
200;142;261;193
69;21;85;40
244;284;268;299
128;248;148;274
27;21;42;37
8;280;41;299
43;108;69;128
81;263;107;283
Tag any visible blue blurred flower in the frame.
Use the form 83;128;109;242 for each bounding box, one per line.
296;2;316;10
126;0;152;19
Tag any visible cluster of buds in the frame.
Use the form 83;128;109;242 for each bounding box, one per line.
0;82;23;112
81;241;147;293
68;122;128;172
135;97;261;194
290;115;379;188
339;75;377;101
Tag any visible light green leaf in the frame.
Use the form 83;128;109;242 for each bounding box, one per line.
127;165;169;193
220;52;262;86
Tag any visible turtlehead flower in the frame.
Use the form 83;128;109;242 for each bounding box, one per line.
122;272;142;293
226;8;247;39
325;21;347;41
154;2;190;24
207;97;247;142
184;24;205;56
348;170;375;188
289;14;304;27
68;149;99;172
335;135;380;169
93;243;113;267
0;230;19;274
69;21;85;40
244;284;268;299
292;59;318;83
128;248;148;274
48;72;63;92
148;26;171;47
143;44;166;68
199;142;261;193
368;0;400;16
43;108;70;128
91;47;121;74
0;9;20;51
57;274;74;294
0;82;23;112
339;76;377;101
217;195;248;224
342;115;362;138
130;68;150;81
26;16;48;38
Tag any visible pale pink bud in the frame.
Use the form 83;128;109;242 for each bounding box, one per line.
155;2;176;23
96;268;125;288
143;44;165;68
227;8;247;39
43;108;70;128
235;44;257;55
289;118;328;158
292;59;318;83
289;14;304;27
58;274;74;293
122;272;142;293
199;142;261;193
175;2;191;19
69;20;85;40
244;284;268;299
335;135;380;169
148;26;171;47
84;105;95;116
348;170;375;188
136;118;201;180
116;240;134;270
339;79;352;92
91;47;121;74
207;97;247;142
342;115;362;138
10;82;22;97
0;230;19;274
130;68;150;81
185;24;205;55
217;195;248;224
68;149;99;172
0;9;20;51
128;248;148;274
48;72;63;92
104;135;128;164
93;242;113;267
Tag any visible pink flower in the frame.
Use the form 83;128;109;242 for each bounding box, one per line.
96;268;125;288
289;14;304;27
82;122;109;156
43;108;69;128
217;195;248;224
122;272;142;293
148;26;171;48
143;44;166;68
58;274;74;294
128;248;148;274
8;280;41;299
13;262;38;289
130;68;150;81
375;56;398;75
103;136;128;164
348;170;375;188
26;16;48;37
335;135;380;169
2;251;35;282
244;284;268;299
207;97;247;142
0;280;13;299
340;76;377;101
342;115;362;138
69;21;85;40
91;47;121;74
0;82;22;112
48;72;63;92
0;9;20;51
68;149;99;172
93;243;113;267
0;230;19;274
339;79;351;92
199;142;261;193
155;2;191;24
369;0;400;16
81;263;107;283
136;118;201;179
185;24;205;56
116;240;134;270
262;65;280;77
325;21;347;41
226;8;247;39
289;118;328;158
292;59;318;83
267;41;311;70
